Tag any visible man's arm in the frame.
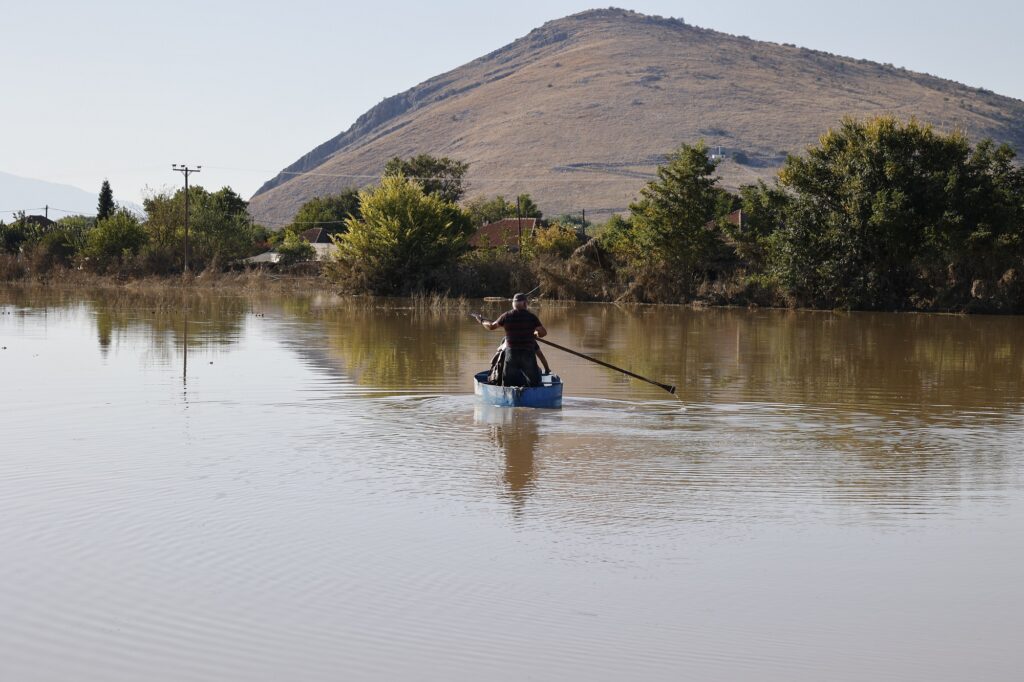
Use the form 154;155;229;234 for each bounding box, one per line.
534;324;547;338
471;312;501;331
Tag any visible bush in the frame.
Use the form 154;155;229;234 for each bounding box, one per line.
83;210;148;273
523;223;581;259
26;229;78;272
0;222;29;255
329;175;473;293
276;230;316;265
0;253;26;280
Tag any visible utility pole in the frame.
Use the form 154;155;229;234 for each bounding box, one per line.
45;205;48;221
516;196;523;248
171;164;201;273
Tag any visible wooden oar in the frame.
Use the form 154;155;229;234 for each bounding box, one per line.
537;337;677;395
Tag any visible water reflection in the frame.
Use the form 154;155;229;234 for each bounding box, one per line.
4;287;1024;681
475;405;541;515
3;286;1023;516
88;291;248;358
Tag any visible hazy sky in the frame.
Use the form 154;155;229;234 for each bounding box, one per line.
3;0;1022;210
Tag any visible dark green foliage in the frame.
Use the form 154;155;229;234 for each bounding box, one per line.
142;185;256;271
97;180;115;221
619;143;737;298
766;116;1024;309
0;219;29;254
383;154;469;203
516;194;543;222
290;189;361;235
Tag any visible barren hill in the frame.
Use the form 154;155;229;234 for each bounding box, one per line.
249;8;1024;226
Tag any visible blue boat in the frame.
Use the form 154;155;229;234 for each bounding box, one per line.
473;371;563;408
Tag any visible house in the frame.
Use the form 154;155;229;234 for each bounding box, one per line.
23;215;56;229
299;226;337;261
240;227;335;266
469;218;538;251
723;208;742;228
241;251;282;265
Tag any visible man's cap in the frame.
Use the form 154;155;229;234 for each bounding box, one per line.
512;292;528;302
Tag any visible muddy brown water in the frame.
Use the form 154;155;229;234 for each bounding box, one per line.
1;288;1023;681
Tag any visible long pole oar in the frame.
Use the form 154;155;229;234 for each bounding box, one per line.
537;337;677;395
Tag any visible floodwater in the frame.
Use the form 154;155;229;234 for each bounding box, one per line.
1;287;1023;681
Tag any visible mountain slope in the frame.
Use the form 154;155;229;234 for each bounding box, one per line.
249;8;1024;226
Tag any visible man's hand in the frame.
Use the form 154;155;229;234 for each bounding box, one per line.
471;312;496;329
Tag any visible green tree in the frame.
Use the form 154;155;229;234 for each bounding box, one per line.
289;189;361;235
626;142;729;281
464;195;516;227
768;116;1024;308
732;180;789;271
383;154;469;203
83;209;148;272
190;186;255;267
595;214;633;254
275;229;316;265
515;194;543;221
330;174;473;293
463;193;541;227
97;180;115;221
142;185;256;270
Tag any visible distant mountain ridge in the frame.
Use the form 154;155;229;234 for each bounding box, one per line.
249;8;1024;225
0;171;144;219
0;171;100;220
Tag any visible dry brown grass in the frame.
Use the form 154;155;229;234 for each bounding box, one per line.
250;8;1024;226
1;267;336;295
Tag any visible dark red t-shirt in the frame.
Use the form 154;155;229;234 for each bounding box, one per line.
495;309;542;350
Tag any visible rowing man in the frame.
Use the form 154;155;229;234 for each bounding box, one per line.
473;293;547;386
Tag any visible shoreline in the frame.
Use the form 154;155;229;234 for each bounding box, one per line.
0;269;1001;317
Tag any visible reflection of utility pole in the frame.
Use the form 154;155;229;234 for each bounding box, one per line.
183;315;188;388
172;164;202;272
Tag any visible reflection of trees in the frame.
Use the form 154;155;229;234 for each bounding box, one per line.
549;305;1024;417
87;290;248;358
311;301;578;390
317;307;466;388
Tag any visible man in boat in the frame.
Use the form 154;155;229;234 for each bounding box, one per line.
473;293;547;386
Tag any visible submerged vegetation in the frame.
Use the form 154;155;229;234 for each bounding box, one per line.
2;116;1022;312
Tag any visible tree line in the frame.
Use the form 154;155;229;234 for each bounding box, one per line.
3;116;1022;312
320;117;1024;312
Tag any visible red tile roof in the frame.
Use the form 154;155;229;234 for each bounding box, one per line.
469;218;537;249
